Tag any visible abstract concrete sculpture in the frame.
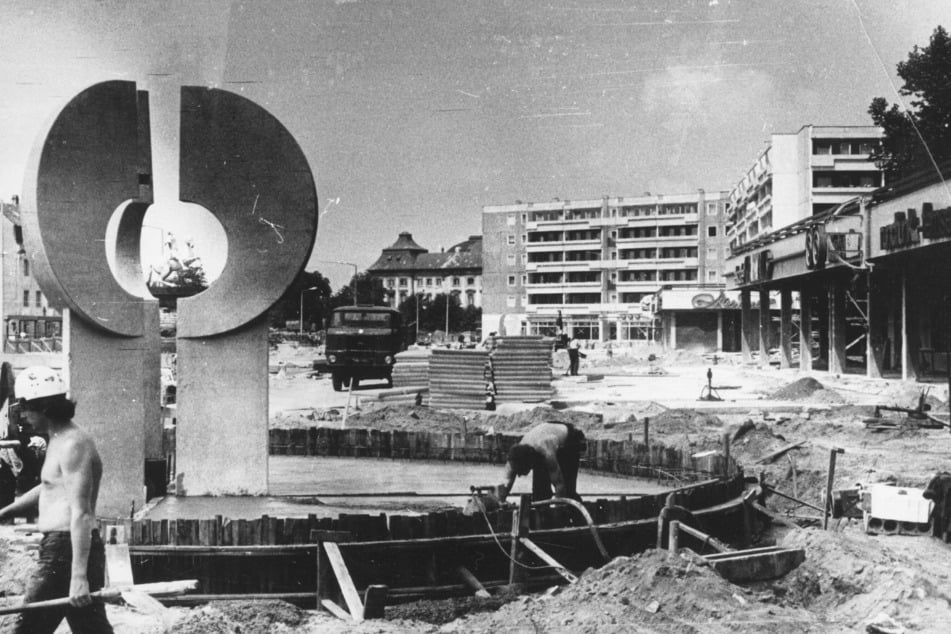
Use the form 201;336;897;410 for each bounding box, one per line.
20;81;318;511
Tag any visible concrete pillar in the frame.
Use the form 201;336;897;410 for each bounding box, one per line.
669;312;677;350
758;289;770;367
716;311;724;352
740;290;752;363
828;283;847;374
815;285;829;370
176;315;270;495
779;288;793;369
799;286;814;372
866;270;884;379
64;306;161;518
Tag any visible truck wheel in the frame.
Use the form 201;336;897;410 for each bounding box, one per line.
351;377;360;390
332;373;343;392
386;373;393;388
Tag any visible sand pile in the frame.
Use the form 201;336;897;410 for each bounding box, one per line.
440;549;817;634
169;600;305;633
768;378;846;403
774;529;951;631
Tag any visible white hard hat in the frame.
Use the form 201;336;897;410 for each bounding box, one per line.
15;366;67;402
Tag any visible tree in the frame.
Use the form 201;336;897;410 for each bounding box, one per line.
330;272;389;309
869;26;951;182
268;269;334;330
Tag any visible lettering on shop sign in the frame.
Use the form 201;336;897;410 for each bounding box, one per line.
749;250;773;282
921;202;951;240
805;224;827;270
879;209;920;250
734;255;750;285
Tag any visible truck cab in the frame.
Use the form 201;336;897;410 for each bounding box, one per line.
325;305;404;391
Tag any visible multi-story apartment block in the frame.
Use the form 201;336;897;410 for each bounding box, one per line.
366;232;483;310
1;198;61;350
482;191;729;341
727;125;883;251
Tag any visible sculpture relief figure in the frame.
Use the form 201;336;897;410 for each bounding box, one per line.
148;232;207;295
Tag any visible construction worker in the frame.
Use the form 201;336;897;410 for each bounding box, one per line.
498;420;586;503
0;366;113;633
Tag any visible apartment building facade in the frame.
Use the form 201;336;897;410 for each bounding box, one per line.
727;125;883;251
482;191;729;342
1;199;61;350
366;232;483;310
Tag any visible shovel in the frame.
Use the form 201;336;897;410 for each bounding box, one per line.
0;579;196;619
0;588;122;615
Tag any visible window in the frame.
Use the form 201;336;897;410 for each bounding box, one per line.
521;274;527;285
521;254;528;264
398;278;407;287
507;234;516;245
22;259;29;277
507;214;516;226
22;290;29;307
707;270;718;282
452;277;460;286
507;275;516;286
521;213;527;223
708;226;717;237
521;233;527;244
467;277;475;285
506;254;516;265
506;295;516;308
466;290;475;306
706;246;718;259
706;202;718;216
425;278;432;286
386;279;395;288
36;291;43;308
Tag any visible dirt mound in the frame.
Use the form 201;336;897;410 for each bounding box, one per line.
330;405;471;433
771;528;951;631
481;407;604;434
169;600;304;633
386;593;517;624
769;378;827;400
647;409;724;436
270;407;341;429
441;549;817;633
0;535;37;632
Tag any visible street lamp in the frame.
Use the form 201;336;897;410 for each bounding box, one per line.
299;286;318;340
316;260;359;305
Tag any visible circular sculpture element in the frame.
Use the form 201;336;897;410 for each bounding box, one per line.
21;81;151;336
20;81;319;338
177;86;318;337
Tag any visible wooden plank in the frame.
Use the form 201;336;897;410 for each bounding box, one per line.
129;544;319;556
105;544;135;589
321;598;354;622
521;538;578;584
324;542;364;623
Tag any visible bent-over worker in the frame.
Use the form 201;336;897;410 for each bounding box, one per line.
498;421;585;503
0;366;113;634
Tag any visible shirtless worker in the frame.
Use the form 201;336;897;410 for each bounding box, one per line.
498;420;585;503
0;366;113;634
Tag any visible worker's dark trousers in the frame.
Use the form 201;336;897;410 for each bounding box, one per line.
532;426;585;502
567;349;580;375
14;530;113;634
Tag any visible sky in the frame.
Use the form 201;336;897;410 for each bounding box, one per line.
0;0;949;290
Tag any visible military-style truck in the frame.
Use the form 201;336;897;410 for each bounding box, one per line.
325;305;404;391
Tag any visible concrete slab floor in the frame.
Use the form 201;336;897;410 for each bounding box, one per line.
140;456;672;520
